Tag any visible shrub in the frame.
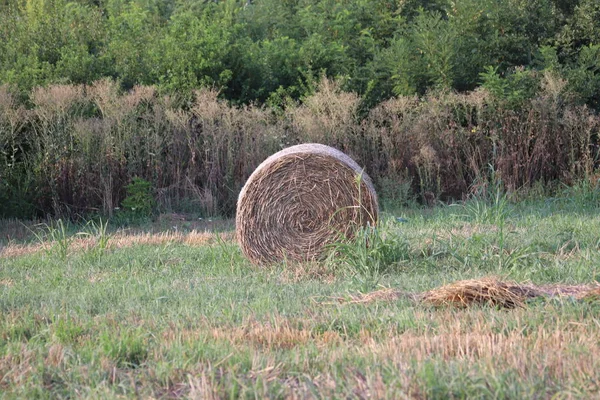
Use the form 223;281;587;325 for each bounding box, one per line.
121;177;156;218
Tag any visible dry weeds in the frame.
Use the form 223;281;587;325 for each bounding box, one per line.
30;84;84;119
0;344;36;389
326;288;409;305
210;320;313;350
158;318;342;351
4;78;600;221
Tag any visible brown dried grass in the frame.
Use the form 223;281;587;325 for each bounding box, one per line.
0;279;15;287
272;262;338;284
0;230;230;258
327;288;408;305
419;278;541;309
236;143;378;265
580;286;600;301
30;84;84;119
5;79;600;220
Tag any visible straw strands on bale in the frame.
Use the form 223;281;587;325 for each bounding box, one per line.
236;143;378;265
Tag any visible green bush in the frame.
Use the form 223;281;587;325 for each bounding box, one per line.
121;177;156;218
327;219;410;290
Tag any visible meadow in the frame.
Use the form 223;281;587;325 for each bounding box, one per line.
1;184;599;399
2;0;599;396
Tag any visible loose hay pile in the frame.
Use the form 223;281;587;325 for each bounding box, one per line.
332;277;600;309
419;278;540;309
420;279;600;308
236;143;378;265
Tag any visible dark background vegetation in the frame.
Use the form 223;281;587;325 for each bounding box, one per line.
0;0;599;219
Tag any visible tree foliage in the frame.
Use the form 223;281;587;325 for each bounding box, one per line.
0;0;598;108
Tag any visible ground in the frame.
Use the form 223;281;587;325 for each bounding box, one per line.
1;190;599;398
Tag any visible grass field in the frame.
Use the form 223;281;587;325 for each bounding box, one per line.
1;186;600;399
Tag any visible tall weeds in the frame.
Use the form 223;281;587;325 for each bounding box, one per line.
0;79;598;219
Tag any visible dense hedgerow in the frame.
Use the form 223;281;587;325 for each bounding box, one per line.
1;78;598;219
1;0;600;218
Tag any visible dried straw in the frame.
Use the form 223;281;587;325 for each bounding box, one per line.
236;143;378;265
333;278;600;309
419;278;540;309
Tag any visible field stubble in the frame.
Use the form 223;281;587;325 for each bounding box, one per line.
1;193;600;398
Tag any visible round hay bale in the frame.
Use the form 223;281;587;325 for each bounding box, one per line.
236;143;378;265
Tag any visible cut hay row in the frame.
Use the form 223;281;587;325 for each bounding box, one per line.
0;230;230;258
236;143;378;265
334;277;600;308
419;278;541;309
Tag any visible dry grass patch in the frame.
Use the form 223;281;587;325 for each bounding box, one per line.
410;222;500;241
420;278;600;308
210;320;313;350
0;278;15;287
88;272;112;284
446;223;502;239
158;307;600;396
0;230;232;258
365;328;599;379
580;286;600;301
45;344;66;368
0;345;37;389
358;307;600;385
271;262;338;284
327;288;408;305
159;319;345;351
0;243;47;258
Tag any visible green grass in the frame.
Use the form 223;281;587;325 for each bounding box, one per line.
1;192;600;398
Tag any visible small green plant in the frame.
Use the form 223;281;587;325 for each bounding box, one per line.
327;220;409;291
91;219;111;252
458;168;531;271
557;178;600;210
53;317;85;345
100;329;149;368
479;66;539;108
31;219;73;260
379;174;417;210
496;245;537;272
325;173;409;290
212;232;247;273
83;219;112;261
463;167;512;226
462;188;511;226
121;177;156;219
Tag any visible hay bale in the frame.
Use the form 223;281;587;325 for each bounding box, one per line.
236;143;378;265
